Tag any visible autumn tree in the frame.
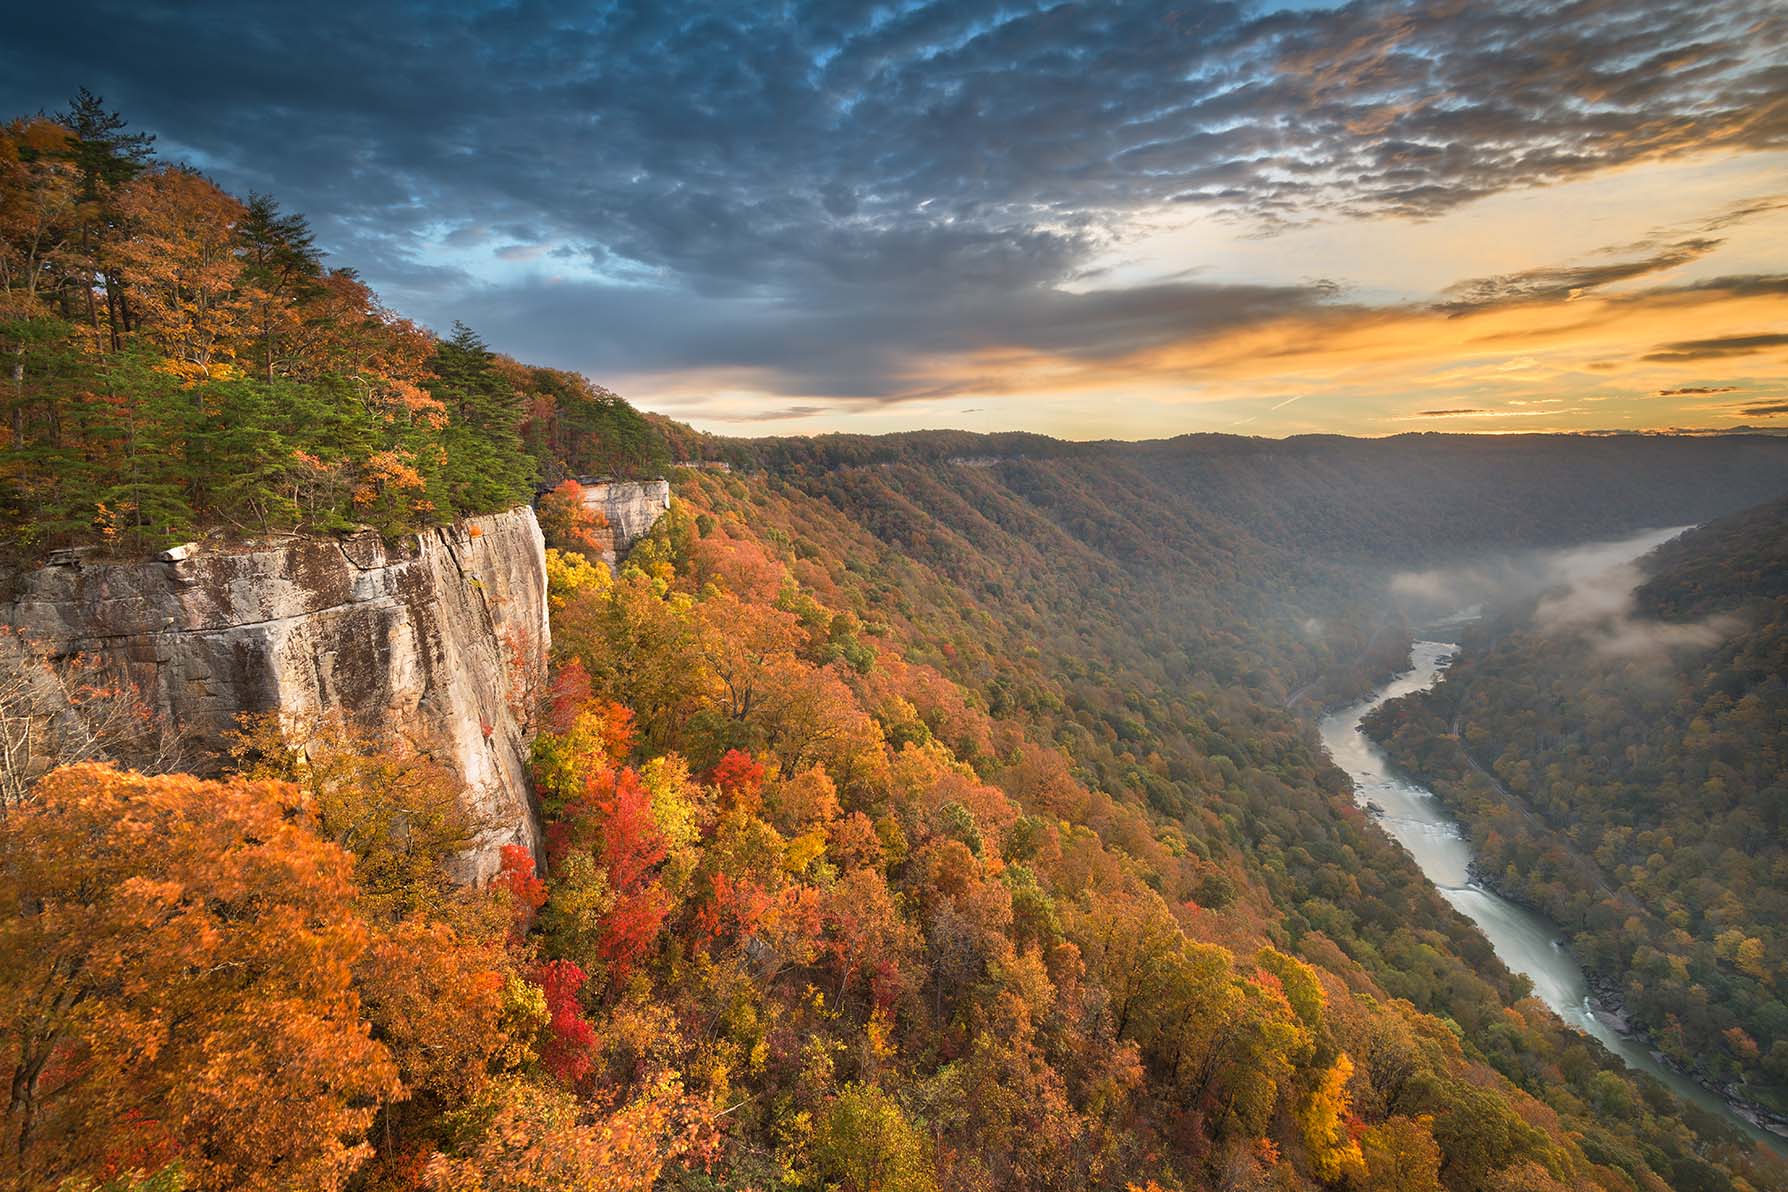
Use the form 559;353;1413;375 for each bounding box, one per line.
812;1083;937;1192
0;626;180;808
1297;1053;1365;1183
423;1074;696;1192
1360;1115;1444;1192
537;478;608;556
107;165;247;379
0;763;399;1191
230;711;480;921
0;119;80;397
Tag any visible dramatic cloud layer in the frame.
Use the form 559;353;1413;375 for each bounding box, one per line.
2;0;1784;434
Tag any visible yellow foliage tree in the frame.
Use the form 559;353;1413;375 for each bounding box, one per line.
1297;1053;1365;1183
1359;1114;1443;1192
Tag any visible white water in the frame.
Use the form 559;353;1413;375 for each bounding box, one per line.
1320;642;1782;1150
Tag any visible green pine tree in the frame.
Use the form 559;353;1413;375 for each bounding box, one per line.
237;194;324;381
428;322;534;515
94;346;196;551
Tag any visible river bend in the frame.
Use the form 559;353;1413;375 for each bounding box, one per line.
1320;641;1780;1151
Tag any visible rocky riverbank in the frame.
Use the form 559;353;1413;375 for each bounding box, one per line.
1462;858;1788;1143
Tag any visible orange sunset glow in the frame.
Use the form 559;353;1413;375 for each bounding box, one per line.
622;153;1788;438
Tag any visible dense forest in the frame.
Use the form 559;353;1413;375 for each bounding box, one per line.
0;93;672;557
1365;499;1788;1120
5;99;1788;1192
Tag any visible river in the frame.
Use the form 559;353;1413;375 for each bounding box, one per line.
1319;639;1784;1152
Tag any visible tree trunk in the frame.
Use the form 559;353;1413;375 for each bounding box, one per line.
10;349;25;446
103;280;121;351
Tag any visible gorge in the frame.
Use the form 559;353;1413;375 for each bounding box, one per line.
5;38;1788;1188
1328;636;1784;1152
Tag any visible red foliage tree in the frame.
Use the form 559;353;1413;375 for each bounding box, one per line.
601;769;667;893
592;769;670;980
494;843;547;939
709;748;766;813
544;658;595;734
532;959;598;1086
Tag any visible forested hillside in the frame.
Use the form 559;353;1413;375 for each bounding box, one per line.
724;431;1788;563
6;97;1788;1192
0;94;669;556
1365;498;1788;1121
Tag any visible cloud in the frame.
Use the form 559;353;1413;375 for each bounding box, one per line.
1694;194;1788;234
1400;406;1585;421
1642;333;1788;362
1388;527;1732;661
1437;239;1722;312
1740;401;1788;416
1658;386;1740;396
700;404;834;423
1389;528;1682;612
1534;556;1741;661
441;224;489;248
0;0;1781;412
440;272;1341;400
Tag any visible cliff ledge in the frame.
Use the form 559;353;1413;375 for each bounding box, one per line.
2;506;549;882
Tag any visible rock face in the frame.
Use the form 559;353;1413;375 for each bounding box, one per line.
577;479;671;567
2;507;549;883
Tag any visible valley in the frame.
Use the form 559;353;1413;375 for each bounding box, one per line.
1364;501;1788;1165
6;86;1788;1192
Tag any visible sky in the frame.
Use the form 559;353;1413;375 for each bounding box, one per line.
2;0;1784;439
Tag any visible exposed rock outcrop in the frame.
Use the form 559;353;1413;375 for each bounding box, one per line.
1;507;549;883
577;479;671;567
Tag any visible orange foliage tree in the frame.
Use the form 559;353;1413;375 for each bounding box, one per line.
538;478;608;556
107;165;248;378
423;1073;698;1192
0;120;80;327
0;763;399;1190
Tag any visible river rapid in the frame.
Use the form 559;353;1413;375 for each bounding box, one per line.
1320;640;1783;1152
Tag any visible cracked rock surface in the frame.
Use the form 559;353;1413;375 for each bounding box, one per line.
3;507;549;883
578;479;671;568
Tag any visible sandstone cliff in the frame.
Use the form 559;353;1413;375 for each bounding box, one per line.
577;478;672;567
2;507;548;883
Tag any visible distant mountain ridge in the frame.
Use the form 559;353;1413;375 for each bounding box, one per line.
721;430;1788;564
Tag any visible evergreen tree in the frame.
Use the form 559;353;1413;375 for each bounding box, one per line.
56;88;156;197
237;193;322;380
429;322;533;514
56;89;155;345
94;345;195;550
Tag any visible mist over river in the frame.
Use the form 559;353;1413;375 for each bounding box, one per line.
1322;640;1783;1151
